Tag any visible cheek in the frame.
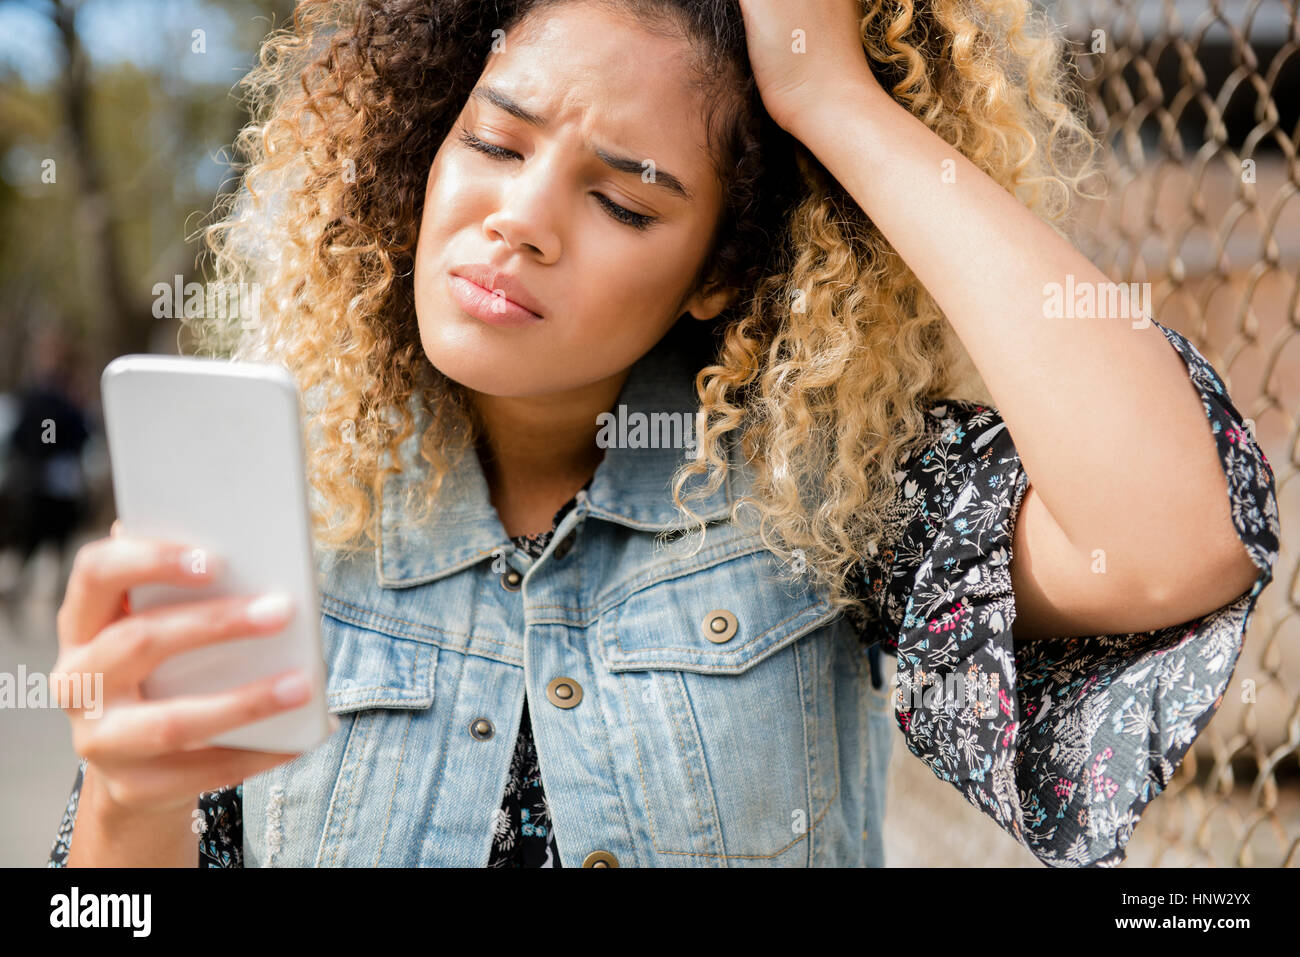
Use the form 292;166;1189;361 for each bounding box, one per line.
571;241;699;328
413;156;465;300
419;155;451;222
416;150;473;243
413;173;439;264
551;256;695;373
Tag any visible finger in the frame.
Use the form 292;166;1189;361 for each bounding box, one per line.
84;668;313;761
91;592;296;692
111;519;123;538
59;537;223;649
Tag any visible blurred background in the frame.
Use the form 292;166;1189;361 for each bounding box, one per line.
0;0;1296;867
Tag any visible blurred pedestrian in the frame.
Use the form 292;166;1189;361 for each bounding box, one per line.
0;327;92;623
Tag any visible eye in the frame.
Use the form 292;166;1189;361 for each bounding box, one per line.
457;126;518;162
456;126;657;231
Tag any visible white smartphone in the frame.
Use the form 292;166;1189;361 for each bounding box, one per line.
100;354;335;753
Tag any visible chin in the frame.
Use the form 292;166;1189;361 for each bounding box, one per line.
419;330;541;397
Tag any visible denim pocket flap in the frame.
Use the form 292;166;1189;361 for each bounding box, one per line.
319;604;437;713
603;547;837;675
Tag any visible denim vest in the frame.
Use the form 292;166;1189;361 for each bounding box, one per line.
242;331;895;867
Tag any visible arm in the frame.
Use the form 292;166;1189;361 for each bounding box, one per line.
64;762;196;868
791;86;1255;633
737;1;1259;635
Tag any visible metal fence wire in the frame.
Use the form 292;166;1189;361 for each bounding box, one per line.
1044;0;1300;865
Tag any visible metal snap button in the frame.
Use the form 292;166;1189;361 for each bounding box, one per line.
582;850;619;867
546;677;583;709
702;609;738;643
500;568;522;591
553;533;574;559
469;717;494;740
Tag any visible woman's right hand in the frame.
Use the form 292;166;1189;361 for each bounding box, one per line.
54;521;314;817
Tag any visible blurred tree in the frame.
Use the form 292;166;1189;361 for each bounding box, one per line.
51;0;140;370
0;0;298;387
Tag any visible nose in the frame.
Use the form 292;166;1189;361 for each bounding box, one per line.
481;157;562;261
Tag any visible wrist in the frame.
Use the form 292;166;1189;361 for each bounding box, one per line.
68;765;197;868
776;75;893;143
85;763;195;823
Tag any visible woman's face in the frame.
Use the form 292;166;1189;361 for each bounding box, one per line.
413;1;734;400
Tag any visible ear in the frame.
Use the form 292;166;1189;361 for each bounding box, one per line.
682;277;739;322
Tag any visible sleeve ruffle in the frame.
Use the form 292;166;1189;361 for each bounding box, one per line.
197;785;244;867
47;757;87;868
874;318;1279;867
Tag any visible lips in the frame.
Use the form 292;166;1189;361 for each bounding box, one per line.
449;263;546;319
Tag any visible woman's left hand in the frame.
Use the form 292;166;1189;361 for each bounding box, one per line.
735;0;880;134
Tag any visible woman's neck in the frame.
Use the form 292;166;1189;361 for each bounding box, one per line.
469;370;629;538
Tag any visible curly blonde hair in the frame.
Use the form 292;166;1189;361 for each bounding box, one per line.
191;0;1102;622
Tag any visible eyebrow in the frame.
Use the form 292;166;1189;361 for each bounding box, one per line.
470;85;695;203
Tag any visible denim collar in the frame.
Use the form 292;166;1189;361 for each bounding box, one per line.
377;329;741;587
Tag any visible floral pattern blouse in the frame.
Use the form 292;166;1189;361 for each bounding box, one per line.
847;319;1278;866
48;319;1278;868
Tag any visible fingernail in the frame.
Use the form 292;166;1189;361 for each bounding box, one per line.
273;671;310;705
247;592;294;625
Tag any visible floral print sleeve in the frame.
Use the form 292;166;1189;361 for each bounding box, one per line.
856;318;1280;867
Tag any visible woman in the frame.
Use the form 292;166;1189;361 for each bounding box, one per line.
49;0;1277;868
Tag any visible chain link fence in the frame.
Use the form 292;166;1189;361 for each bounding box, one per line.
1051;0;1299;866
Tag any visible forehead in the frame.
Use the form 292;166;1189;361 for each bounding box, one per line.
479;4;720;186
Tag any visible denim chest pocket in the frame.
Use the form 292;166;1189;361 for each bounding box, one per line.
247;601;440;867
599;542;855;864
321;603;437;712
318;604;441;860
